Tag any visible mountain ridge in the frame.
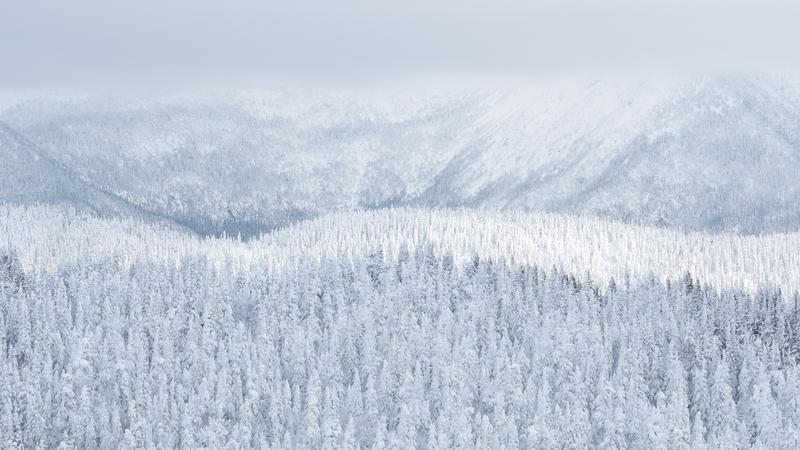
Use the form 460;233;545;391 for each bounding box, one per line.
3;76;800;235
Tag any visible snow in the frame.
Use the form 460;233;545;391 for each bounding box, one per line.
5;76;800;235
5;205;800;297
1;204;799;448
3;74;800;446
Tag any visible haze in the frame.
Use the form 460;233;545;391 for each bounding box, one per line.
2;0;800;89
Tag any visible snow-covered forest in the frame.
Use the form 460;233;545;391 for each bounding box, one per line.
6;205;800;296
6;77;800;236
4;0;800;445
2;205;800;448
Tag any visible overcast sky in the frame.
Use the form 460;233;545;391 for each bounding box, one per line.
2;0;800;88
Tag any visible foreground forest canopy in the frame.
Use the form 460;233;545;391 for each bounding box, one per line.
2;205;800;448
2;237;800;448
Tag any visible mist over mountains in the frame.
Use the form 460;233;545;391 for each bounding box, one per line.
3;75;800;236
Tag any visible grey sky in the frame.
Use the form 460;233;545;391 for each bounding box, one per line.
2;0;800;88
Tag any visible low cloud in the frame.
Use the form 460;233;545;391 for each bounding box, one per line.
2;0;799;88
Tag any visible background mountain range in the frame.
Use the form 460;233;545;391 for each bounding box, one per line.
3;75;800;236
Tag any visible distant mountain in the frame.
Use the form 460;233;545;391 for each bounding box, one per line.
0;120;187;228
0;120;106;209
425;77;800;233
3;76;800;235
1;90;479;236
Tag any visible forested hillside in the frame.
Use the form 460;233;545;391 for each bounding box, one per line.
5;206;800;296
2;227;800;448
4;76;800;236
2;205;800;448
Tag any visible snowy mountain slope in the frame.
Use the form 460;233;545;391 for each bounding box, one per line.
1;90;479;235
3;76;800;235
0;120;80;204
422;79;676;202
423;77;800;233
0;120;199;230
0;120;122;211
